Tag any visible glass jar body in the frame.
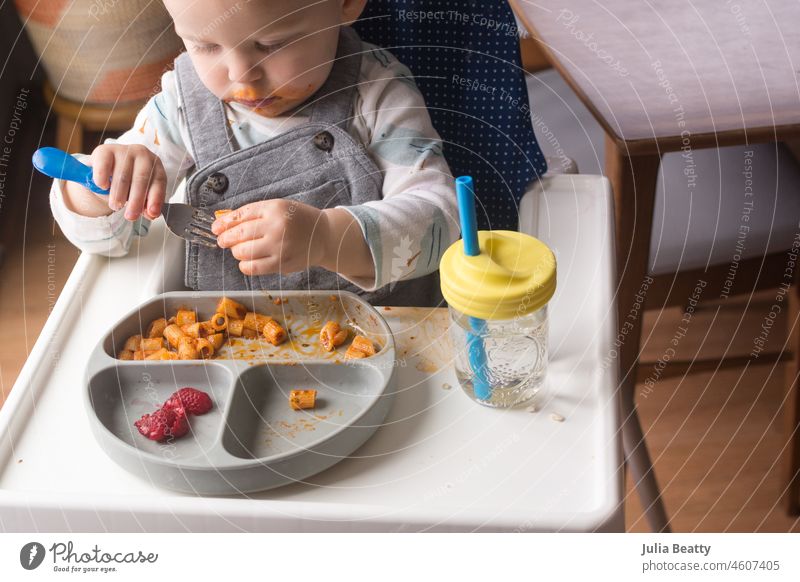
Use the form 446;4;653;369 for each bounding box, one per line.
448;305;549;408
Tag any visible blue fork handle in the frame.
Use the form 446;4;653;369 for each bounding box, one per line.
32;147;110;195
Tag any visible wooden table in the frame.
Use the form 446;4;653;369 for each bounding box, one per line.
511;0;800;526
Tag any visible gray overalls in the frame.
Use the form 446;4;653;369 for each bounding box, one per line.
174;26;440;307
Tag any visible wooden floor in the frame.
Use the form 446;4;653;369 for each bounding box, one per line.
0;178;798;532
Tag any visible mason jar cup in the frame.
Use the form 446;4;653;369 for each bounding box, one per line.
440;230;556;408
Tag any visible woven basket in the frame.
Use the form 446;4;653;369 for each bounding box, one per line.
15;0;182;104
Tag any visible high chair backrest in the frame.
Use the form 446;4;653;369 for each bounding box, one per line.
355;0;547;231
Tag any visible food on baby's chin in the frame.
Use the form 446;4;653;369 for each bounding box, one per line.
117;298;287;360
135;387;212;442
289;389;317;410
319;321;348;352
345;335;376;359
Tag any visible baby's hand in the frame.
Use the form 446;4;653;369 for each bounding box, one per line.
212;199;330;276
90;144;167;221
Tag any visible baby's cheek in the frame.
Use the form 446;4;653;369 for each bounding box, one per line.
274;82;317;101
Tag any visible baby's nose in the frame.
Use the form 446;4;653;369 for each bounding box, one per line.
227;57;263;84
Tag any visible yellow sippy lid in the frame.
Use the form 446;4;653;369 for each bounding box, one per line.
439;230;557;320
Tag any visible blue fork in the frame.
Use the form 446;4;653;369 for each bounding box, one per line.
32;147;218;248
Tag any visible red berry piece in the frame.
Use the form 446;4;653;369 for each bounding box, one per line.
165;387;213;416
134;406;189;442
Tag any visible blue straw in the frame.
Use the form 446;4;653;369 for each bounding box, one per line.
455;176;491;401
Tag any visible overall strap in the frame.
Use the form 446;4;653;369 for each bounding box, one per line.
306;26;364;128
174;52;235;167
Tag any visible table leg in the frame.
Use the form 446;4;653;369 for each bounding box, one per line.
784;279;800;515
605;135;669;532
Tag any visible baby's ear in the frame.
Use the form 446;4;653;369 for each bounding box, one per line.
340;0;368;25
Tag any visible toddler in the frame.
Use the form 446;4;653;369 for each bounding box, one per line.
51;0;458;306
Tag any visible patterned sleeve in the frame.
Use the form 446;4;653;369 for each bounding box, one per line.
49;70;194;257
339;43;460;291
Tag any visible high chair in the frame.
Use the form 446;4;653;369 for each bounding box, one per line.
0;2;625;533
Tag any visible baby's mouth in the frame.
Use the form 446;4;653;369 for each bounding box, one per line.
234;96;279;109
228;91;279;110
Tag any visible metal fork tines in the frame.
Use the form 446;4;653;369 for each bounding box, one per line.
161;202;218;248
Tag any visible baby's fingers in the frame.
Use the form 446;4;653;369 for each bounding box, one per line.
90;146;114;191
143;161;167;220
217;218;270;248
125;156;158;220
238;257;279;277
107;151;135;212
212;200;273;234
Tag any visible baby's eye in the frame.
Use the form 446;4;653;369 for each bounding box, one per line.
192;43;219;54
255;41;286;53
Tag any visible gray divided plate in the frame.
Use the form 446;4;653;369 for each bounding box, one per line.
84;291;397;494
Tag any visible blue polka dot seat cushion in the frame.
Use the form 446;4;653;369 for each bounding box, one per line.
355;0;547;231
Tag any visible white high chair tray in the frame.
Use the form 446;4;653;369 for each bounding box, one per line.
0;174;622;532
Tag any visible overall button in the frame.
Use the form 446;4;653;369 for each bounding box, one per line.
313;131;334;152
204;172;228;194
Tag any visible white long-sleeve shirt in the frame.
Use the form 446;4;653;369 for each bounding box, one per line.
50;41;459;291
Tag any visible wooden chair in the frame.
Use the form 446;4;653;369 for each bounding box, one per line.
43;81;142;154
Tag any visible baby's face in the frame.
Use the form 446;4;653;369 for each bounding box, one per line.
164;0;365;117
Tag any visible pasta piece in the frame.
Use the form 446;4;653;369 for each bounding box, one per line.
164;324;188;349
345;335;376;359
208;312;228;332
195;338;215;359
181;322;213;338
181;323;201;338
140;337;164;351
145;348;173;360
133;349;159;360
123;334;142;352
227;319;245;337
242;328;258;339
176;309;197;326
289;390;316;410
216;297;247;320
147;318;168;338
177;338;199;360
262;319;286;345
208;333;224;351
214;209;232;218
118;349;134;361
319;321;348;352
243;312;273;333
